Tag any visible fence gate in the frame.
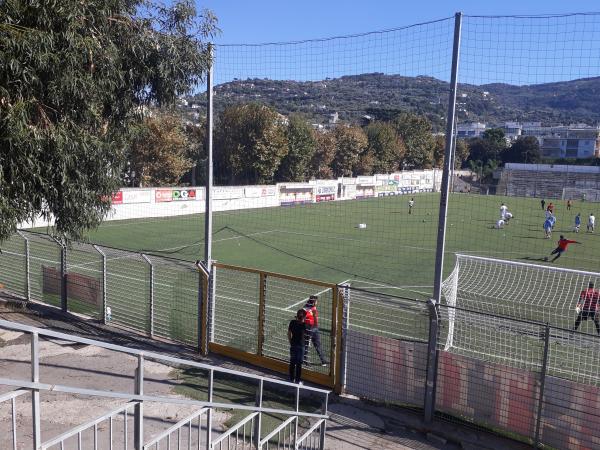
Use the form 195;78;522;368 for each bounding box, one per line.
207;262;341;388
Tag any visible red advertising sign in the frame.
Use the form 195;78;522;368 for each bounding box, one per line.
111;191;123;205
155;189;173;203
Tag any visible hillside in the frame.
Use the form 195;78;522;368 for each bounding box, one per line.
188;74;600;130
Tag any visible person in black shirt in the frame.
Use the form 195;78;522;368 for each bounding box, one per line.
288;309;307;383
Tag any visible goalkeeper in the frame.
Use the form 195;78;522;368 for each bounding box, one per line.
574;282;600;335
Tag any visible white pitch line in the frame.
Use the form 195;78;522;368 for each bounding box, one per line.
284;286;333;311
156;230;277;252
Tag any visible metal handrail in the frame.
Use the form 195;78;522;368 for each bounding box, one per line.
258;415;296;447
0;389;29;403
1;390;29;450
0;378;329;419
39;402;138;449
211;411;259;446
296;419;325;445
143;407;208;449
0;319;330;395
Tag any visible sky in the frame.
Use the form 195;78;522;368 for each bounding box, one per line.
188;1;600;86
198;0;600;45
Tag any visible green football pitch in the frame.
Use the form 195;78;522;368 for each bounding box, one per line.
82;192;600;299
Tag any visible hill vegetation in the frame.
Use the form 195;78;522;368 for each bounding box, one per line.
188;74;600;130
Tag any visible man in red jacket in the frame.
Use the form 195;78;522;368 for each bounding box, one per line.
303;295;328;366
545;235;580;262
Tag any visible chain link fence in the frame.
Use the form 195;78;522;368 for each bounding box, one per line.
338;285;600;449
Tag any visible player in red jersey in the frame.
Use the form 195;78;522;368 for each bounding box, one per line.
545;235;580;262
574;282;600;335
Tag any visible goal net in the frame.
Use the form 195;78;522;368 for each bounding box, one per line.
441;254;600;352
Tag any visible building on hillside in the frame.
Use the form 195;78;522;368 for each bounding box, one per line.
456;122;486;138
521;124;600;159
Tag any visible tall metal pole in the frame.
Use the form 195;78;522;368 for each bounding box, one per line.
432;13;462;305
204;43;214;270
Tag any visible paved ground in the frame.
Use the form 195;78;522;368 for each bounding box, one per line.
0;297;532;450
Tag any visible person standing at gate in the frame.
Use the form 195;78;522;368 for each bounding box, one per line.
288;309;307;383
303;295;328;366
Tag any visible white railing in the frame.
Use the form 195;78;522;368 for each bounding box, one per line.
210;412;258;450
143;408;208;450
258;415;296;450
295;419;327;450
40;402;138;450
0;319;329;450
0;390;29;450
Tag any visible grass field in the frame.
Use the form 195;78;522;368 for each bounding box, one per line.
81;193;600;298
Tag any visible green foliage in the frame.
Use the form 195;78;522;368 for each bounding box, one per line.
203;74;600;129
366;122;405;173
276;115;316;182
502;136;542;164
215;103;288;184
331;125;368;177
127;113;193;187
0;0;217;241
392;112;434;169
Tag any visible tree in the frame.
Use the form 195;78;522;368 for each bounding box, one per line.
276;115;316;182
331;125;368;177
433;136;471;169
454;139;470;169
0;0;217;241
309;130;336;179
127;113;193;187
391;112;434;169
466;128;508;173
215;103;288;185
365;122;405;173
502;136;542;164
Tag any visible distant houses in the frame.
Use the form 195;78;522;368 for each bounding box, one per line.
457;121;600;159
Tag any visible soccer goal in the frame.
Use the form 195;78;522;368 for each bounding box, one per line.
441;254;600;352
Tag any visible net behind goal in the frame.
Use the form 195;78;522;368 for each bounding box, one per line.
441;254;600;351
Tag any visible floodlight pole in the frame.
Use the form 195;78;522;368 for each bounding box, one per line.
432;13;462;305
204;43;214;270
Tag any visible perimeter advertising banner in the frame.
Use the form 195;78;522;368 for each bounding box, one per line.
315;185;336;202
122;189;152;204
155;188;197;203
111;191;123;205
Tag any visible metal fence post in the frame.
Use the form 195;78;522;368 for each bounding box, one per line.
319;393;329;449
141;254;154;337
432;11;462;306
424;299;440;423
134;354;144;450
208;265;216;343
257;273;267;357
337;284;350;394
16;231;31;301
206;369;214;447
31;332;41;448
93;245;108;324
254;379;263;448
60;243;68;312
534;324;551;448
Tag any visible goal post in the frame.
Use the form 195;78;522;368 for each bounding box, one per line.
441;253;600;352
